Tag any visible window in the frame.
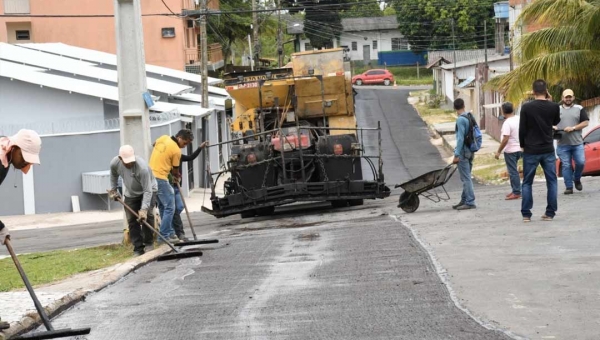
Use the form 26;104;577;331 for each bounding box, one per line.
15;30;30;41
373;41;377;50
391;37;409;50
161;27;176;38
584;129;600;144
351;42;357;51
187;20;194;28
304;43;313;51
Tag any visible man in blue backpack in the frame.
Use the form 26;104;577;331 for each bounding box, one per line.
452;98;476;210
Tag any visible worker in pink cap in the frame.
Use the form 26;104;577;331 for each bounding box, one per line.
0;129;42;246
0;129;41;330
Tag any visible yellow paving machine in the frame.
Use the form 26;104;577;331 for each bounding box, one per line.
202;48;390;218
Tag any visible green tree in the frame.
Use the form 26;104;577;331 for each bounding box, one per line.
340;0;383;18
391;0;496;52
207;0;253;64
383;6;396;16
489;0;600;102
282;0;346;49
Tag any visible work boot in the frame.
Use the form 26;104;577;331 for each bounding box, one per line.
177;234;189;242
564;188;573;195
133;250;145;257
456;204;476;210
452;202;465;210
575;180;583;191
168;235;180;243
0;316;10;330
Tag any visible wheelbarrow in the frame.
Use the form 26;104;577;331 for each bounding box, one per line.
395;164;457;213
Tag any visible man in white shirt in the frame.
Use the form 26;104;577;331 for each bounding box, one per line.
495;102;522;200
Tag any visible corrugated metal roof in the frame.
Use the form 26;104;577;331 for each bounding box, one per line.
457;76;475;88
0;60;119;101
150;101;214;117
341;16;398;32
0;43;193;96
441;55;509;70
18;43;223;85
174;93;227;107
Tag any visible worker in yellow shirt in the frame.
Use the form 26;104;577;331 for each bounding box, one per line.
149;129;194;242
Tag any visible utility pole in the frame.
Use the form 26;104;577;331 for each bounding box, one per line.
200;0;209;109
451;19;457;97
277;0;283;67
248;34;254;71
252;0;259;70
114;0;151;159
484;20;488;82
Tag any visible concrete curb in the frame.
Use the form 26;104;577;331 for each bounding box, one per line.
0;245;171;340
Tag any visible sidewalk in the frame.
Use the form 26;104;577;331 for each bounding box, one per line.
3;189;220;232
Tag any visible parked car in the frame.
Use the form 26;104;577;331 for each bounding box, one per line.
352;69;394;86
556;125;600;177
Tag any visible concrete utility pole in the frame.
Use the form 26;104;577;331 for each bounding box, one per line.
200;0;209;109
114;0;151;160
252;0;259;70
451;19;457;97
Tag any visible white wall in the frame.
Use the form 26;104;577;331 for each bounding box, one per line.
0;78;105;125
340;30;402;61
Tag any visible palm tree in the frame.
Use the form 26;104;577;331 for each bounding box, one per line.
489;0;600;102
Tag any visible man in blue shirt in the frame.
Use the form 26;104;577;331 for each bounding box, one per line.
452;98;476;210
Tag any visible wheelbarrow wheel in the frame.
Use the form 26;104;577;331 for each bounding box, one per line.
398;191;419;213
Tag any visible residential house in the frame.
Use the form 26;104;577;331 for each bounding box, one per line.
438;54;510;126
296;16;408;64
0;0;224;71
0;43;231;215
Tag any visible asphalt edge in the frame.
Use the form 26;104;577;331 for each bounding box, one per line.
389;214;529;340
0;245;170;340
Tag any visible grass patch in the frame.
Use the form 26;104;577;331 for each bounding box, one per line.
352;66;433;86
0;244;133;292
410;90;455;125
472;153;545;184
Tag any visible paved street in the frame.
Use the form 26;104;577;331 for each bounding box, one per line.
21;87;512;339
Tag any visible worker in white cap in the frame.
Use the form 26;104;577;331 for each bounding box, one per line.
0;129;42;246
108;145;158;256
556;89;589;195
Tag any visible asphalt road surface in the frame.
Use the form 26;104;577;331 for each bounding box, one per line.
23;87;511;339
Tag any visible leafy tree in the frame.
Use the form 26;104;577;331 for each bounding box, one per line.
391;0;496;52
206;0;252;64
340;1;383;18
281;0;347;49
489;0;600;102
383;6;396;16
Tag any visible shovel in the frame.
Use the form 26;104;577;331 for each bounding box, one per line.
174;182;219;247
111;192;204;262
3;238;91;340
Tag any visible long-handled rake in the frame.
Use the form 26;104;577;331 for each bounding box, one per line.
4;238;91;340
111;193;204;262
174;181;219;247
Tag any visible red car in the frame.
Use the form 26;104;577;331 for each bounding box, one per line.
352;69;394;86
556;125;600;176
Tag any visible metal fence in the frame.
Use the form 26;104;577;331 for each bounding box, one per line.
0;112;180;136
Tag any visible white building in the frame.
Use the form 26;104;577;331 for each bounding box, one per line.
0;43;231;215
298;16;408;63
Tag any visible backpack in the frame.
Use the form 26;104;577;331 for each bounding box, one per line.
463;113;483;152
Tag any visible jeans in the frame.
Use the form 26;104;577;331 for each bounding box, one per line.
504;151;522;195
521;152;558;218
557;144;585;189
156;179;176;240
458;153;475;206
172;184;186;238
124;194;156;253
